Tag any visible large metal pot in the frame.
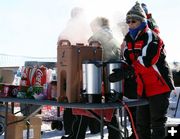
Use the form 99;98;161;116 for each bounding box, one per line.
82;60;102;103
105;61;124;100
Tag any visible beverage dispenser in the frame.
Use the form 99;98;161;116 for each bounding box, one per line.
105;61;124;100
82;60;102;103
57;40;102;102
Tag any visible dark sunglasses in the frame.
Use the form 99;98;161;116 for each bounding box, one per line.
126;20;137;24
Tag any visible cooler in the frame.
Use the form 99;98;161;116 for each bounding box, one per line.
57;40;102;102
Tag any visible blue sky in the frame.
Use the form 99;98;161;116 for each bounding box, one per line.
0;0;179;62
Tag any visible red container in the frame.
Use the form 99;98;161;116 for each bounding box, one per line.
0;84;20;98
0;84;10;97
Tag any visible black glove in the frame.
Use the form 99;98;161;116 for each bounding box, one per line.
106;90;123;102
109;66;134;82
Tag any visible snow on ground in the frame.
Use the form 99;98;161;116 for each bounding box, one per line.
0;87;180;139
41;124;109;139
167;87;180;118
166;87;180;129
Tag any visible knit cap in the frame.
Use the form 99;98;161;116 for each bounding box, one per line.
126;2;147;22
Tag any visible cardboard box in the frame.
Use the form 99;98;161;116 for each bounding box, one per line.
7;114;42;139
0;67;17;84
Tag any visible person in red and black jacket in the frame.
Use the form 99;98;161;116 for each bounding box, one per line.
117;2;161;139
122;2;174;139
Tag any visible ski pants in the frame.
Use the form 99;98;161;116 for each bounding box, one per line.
136;92;170;139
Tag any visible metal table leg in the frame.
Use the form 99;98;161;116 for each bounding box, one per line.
123;107;128;139
4;102;8;139
100;110;104;139
11;102;14;114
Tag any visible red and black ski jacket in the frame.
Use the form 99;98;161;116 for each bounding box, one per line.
123;26;174;97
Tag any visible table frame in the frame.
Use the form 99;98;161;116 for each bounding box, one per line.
0;97;148;139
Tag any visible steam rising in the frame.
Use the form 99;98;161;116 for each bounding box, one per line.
58;0;132;45
58;7;91;45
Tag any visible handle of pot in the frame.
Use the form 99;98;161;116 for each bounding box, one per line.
89;41;101;48
58;39;71;47
93;61;103;68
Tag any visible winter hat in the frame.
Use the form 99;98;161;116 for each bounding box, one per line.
126;2;147;22
91;17;110;28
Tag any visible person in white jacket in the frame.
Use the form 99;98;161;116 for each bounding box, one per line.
61;17;121;139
